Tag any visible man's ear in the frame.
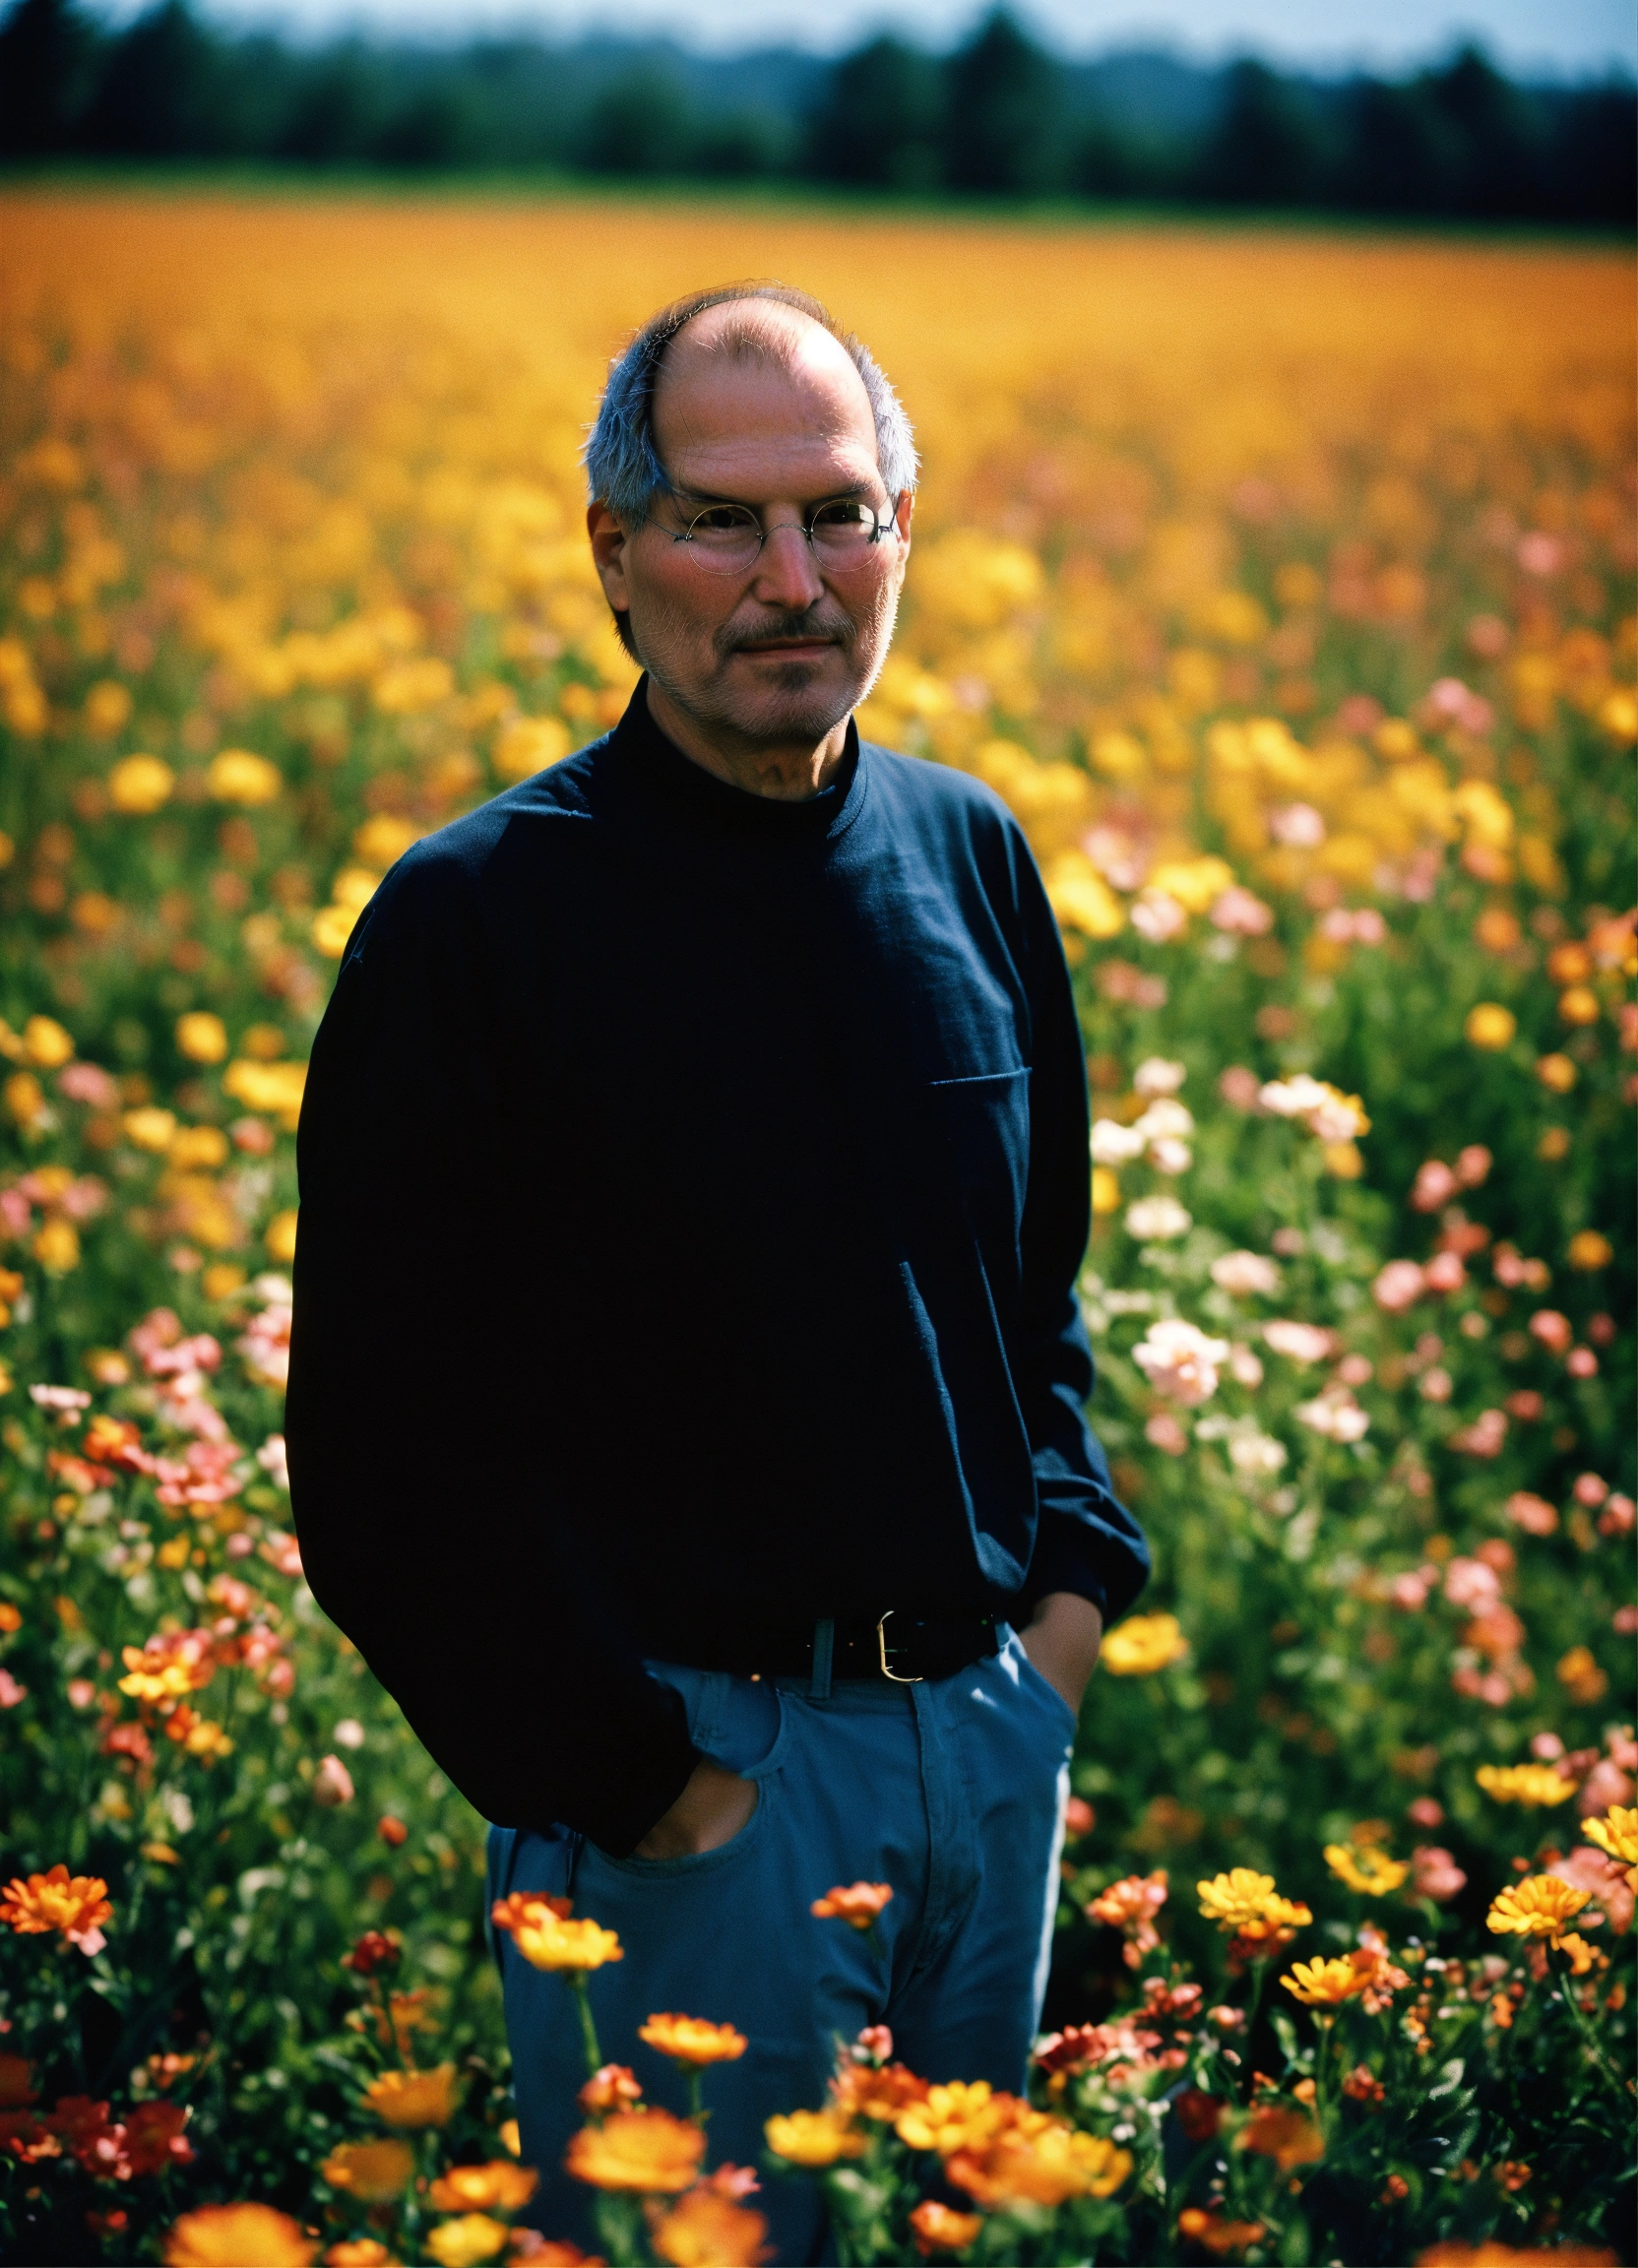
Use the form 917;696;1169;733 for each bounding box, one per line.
588;501;630;612
891;488;914;591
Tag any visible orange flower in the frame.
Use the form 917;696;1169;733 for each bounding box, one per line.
1486;1877;1592;1948
638;2014;748;2066
1414;2246;1619;2265
1177;2209;1269;2260
321;2139;416;2201
1237;2104;1325;2171
322;2241;400;2267
118;1630;217;1703
830;2060;930;2123
427;2161;538;2212
1086;1870;1168;1966
0;1863;113;1953
895;2080;1012;2158
909;2199;984;2257
649;2187;772;2267
162;2203;317;2266
579;2064;644;2115
424;2218;509;2268
490;1896;621;1973
947;2115;1132;2207
363;2065;460;2128
810;1881;893;1929
763;2109;866;2166
565;2109;704;2192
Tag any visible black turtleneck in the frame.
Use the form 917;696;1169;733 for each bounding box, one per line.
286;682;1147;1854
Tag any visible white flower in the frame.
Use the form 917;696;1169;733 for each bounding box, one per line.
1229;1430;1288;1476
1125;1196;1193;1242
1091;1118;1147;1165
30;1384;92;1411
1228;1343;1264;1386
1132;1318;1229;1406
1132;1099;1194;1142
1134;1057;1186;1098
1307;1090;1368;1142
1258;1073;1333;1118
1211;1250;1281;1297
332;1718;366;1749
1264;1319;1335;1364
1149;1139;1193;1176
1294;1392;1369;1442
256;1433;289;1490
1130;889;1186;941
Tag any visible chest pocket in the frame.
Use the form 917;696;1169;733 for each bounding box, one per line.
918;1065;1032;1249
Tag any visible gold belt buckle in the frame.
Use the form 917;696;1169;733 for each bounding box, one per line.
877;1610;924;1684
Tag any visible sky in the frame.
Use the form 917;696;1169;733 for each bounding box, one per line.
193;0;1638;76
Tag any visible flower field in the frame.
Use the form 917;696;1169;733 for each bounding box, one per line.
0;194;1632;2266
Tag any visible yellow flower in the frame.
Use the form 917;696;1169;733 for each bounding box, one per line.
265;1210;300;1264
163;2204;317;2266
1281;1957;1370;2007
313;905;359;958
895;2080;1008;2158
223;1059;308;1125
175;1012;228;1064
1486;1876;1591;1948
1583;1805;1638;1888
84;678;132;735
1556;1646;1608;1705
565;2107;705;2190
491;1898;622;1973
208;749;283;805
32;1218;80;1273
23;1015;74;1068
1567;1230;1613;1270
108;753;176;813
1102;1612;1188;1676
948;2114;1132;2208
182;1719;235;1763
125;1105;178;1152
320;2139;415;2201
363;2063;460;2128
426;2160;538;2212
650;2187;772;2268
4;1072;45;1128
1464;1003;1516;1049
1324;1844;1410;1897
1558;1933;1600;1976
1197;1869;1310;1936
353;815;423;865
765;2108;867;2166
638;2013;748;2066
423;2217;508;2268
1091;1166;1121;1215
494;715;571;783
1475;1764;1577;1809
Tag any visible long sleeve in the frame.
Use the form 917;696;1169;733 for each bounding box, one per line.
1013;847;1151;1625
284;841;699;1857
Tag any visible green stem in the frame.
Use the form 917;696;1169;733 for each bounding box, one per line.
1557;1953;1631;2098
684;2065;704;2125
569;1974;602;2080
1311;2014;1334;2130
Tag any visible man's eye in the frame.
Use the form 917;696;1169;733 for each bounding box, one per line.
694;507;758;534
810;501;869;529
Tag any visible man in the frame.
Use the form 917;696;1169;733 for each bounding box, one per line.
286;283;1147;2261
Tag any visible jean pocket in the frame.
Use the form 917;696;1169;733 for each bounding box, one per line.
587;1769;774;1881
1008;1633;1080;1740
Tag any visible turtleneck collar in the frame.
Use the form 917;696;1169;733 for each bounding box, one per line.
607;675;867;850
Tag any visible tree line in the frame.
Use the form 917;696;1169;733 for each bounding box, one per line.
1;0;1632;223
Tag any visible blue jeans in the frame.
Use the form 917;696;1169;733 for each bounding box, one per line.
484;1626;1074;2266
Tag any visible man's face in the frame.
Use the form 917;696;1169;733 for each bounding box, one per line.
588;311;912;753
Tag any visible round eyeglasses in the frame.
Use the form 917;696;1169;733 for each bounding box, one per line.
666;496;900;577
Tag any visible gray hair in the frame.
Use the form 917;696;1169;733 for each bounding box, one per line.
584;282;917;524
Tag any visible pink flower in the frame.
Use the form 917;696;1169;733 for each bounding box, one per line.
1549;1847;1633;1934
1270;802;1324;847
67;1680;95;1709
30;1385;92;1413
1529;1309;1572;1354
1390;1568;1436;1610
1211;1250;1281;1297
1210;886;1274;935
1566;1347;1599;1379
1504;1391;1544;1421
1444;1556;1501;1610
1531;1732;1565;1760
1410;1847;1467;1902
1407;1796;1444;1829
1455;1145;1491;1186
57;1062;119;1106
1600;1494;1636;1538
1131;889;1186;942
1372;1260;1424;1311
1228;1344;1264;1387
1218;1066;1262;1110
1573;1473;1610;1507
1423;1251;1467;1294
312;1755;354;1807
256;1435;289;1490
1411;1161;1459;1212
1576;1760;1634;1819
258;1533;303;1578
1263;1320;1334;1364
1418;1368;1452;1403
1336;1354;1373;1386
1515;533;1562;578
1134;1320;1228;1406
1505;1492;1558;1537
0;1670;27;1709
1613;1606;1638;1635
1144;1413;1188;1457
1293;1390;1368;1442
1448;1409;1508;1458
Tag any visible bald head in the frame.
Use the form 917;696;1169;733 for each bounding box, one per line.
584;282;917;527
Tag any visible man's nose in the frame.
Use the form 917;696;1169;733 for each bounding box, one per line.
749;522;825;610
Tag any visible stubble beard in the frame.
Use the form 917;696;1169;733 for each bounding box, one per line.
635;583;900;753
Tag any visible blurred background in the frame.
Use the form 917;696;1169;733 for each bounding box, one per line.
0;0;1632;223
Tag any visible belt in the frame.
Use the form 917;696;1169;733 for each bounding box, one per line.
659;1611;1002;1686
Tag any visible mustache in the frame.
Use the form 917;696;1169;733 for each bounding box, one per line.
719;609;855;655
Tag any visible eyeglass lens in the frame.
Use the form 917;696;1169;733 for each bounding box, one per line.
678;500;890;575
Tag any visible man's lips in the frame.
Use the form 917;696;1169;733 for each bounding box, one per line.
732;637;838;657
